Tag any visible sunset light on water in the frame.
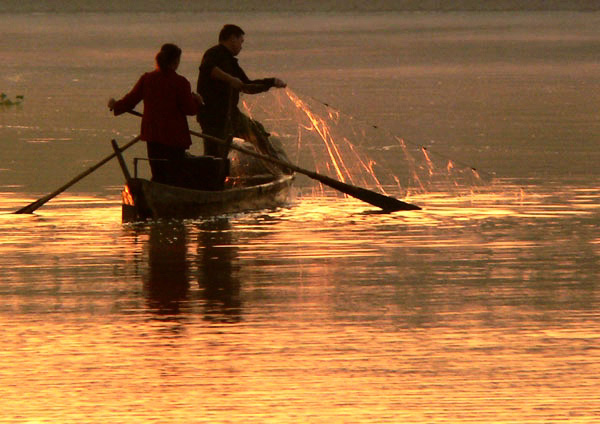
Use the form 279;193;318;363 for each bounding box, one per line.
2;178;598;422
1;4;600;422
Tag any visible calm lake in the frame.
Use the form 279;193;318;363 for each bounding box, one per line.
1;9;599;423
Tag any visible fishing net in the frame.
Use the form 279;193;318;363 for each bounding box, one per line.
241;88;491;200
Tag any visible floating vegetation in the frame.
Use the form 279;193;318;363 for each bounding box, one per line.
1;93;24;107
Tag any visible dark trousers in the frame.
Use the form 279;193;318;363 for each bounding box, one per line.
201;112;273;158
146;142;186;185
200;111;291;176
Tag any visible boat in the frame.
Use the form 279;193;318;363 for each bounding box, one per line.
111;139;294;222
14;129;416;217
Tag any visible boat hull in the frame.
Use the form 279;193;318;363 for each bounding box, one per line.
122;174;294;222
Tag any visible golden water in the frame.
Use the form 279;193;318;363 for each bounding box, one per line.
1;183;599;422
1;9;599;423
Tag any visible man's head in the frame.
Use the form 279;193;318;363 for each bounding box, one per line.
219;24;245;56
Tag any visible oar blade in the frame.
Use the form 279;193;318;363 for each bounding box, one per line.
14;135;141;214
312;173;420;212
345;185;421;212
14;197;50;215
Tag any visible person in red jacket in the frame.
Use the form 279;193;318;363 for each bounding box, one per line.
108;43;203;184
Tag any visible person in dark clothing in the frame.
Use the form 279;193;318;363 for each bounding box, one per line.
109;43;203;184
196;24;287;161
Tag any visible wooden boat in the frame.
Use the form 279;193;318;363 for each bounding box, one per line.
120;174;294;221
15;127;417;216
111;140;294;222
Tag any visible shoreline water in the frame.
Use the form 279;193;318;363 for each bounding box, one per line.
2;0;600;13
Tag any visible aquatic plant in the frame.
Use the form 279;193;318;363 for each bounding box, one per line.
1;93;24;106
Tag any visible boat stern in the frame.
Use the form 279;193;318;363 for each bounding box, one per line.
121;183;138;222
121;180;153;222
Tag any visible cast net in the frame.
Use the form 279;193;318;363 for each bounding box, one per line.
241;88;491;202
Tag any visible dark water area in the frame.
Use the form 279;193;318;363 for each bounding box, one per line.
0;10;599;422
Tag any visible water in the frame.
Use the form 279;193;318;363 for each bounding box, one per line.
1;9;599;423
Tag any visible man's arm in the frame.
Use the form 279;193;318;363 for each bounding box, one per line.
242;77;287;94
210;66;286;93
210;66;244;91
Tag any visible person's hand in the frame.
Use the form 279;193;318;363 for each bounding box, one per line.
193;92;204;106
107;98;116;110
273;78;287;88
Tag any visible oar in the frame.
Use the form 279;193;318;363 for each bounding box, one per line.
14;134;142;214
127;110;419;211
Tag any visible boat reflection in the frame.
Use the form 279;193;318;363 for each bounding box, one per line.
143;221;190;316
195;218;242;323
139;218;241;323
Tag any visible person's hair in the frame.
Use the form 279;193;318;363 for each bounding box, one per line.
219;24;245;42
155;43;182;71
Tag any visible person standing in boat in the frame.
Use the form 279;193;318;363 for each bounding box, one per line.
196;24;288;163
108;43;203;185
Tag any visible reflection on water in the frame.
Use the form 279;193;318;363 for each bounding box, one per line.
196;219;242;323
144;221;190;316
0;182;599;422
132;218;243;322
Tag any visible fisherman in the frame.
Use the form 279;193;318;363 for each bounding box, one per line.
196;24;288;165
108;43;203;185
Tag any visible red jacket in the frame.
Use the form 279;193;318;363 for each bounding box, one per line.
113;69;198;149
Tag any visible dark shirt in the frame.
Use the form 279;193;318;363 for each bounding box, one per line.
197;44;275;131
113;69;198;149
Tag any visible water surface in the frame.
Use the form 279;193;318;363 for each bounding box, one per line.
1;10;599;423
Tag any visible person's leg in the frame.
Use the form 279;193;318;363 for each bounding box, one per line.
199;124;231;186
146;142;185;185
147;142;167;183
200;125;229;158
